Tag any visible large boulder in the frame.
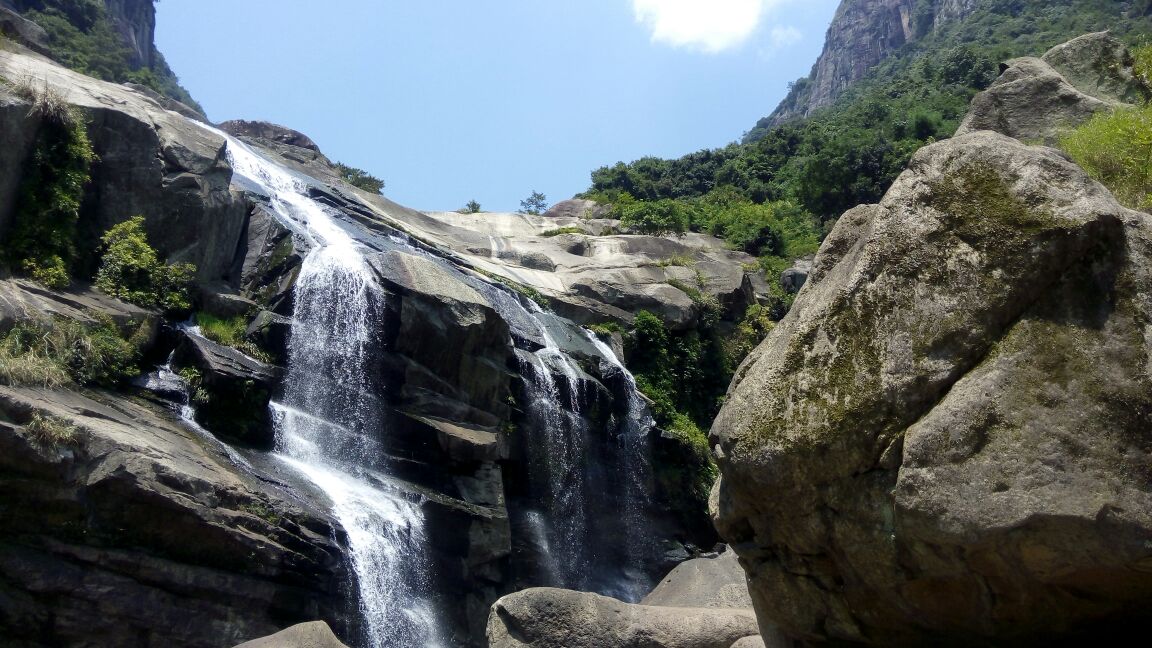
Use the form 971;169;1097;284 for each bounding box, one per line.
0;6;49;54
711;130;1152;645
370;250;515;429
0;278;155;334
955;57;1112;144
957;33;1146;146
642;550;752;610
220;120;322;153
1041;31;1149;105
486;588;759;648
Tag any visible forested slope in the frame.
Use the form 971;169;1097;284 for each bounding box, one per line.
583;0;1152;226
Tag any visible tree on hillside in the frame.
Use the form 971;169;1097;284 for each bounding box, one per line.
458;199;482;214
520;191;548;215
334;162;384;194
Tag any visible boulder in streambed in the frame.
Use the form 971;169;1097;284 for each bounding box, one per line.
486;587;759;648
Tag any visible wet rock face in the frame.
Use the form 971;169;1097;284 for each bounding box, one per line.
0;386;353;648
711;129;1152;645
172;333;281;449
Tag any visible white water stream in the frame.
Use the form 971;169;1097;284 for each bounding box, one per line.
582;330;656;601
220;134;441;648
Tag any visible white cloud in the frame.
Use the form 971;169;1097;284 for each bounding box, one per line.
632;0;779;53
769;25;802;49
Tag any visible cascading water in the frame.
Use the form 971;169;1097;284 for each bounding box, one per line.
220;134;441;648
582;330;656;601
515;331;593;589
504;299;657;599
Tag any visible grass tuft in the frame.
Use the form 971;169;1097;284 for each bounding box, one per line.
197;313;273;364
1060;104;1152;212
13;75;74;126
25;412;78;446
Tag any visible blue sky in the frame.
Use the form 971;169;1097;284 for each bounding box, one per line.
156;1;839;212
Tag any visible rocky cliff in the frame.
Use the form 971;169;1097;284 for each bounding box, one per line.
2;0;154;67
712;33;1152;645
0;31;758;644
100;0;154;68
758;0;978;128
1;0;199;114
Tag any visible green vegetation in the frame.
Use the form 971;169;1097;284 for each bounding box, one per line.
0;317;147;389
11;0;201;112
334;162;385;194
0;329;72;388
582;0;1152;230
654;254;694;268
726;304;776;363
520;190;548;215
3;79;95;289
1135;45;1152;87
95;217;196;311
586;321;623;339
627;310;727;525
1060;104;1152;211
628;309;728;439
24;412;79;446
459;199;482;214
617;198;692;236
540;226;585;237
177;366;210;405
196;313;274;364
239;500;283;526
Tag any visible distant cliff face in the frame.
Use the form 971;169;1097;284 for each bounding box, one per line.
3;0;157;68
102;0;156;68
759;0;977;128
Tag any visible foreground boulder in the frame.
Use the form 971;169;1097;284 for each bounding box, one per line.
642;550;752;610
712;129;1152;645
486;588;758;648
233;621;349;648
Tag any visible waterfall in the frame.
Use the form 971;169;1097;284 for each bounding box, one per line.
516;340;592;589
507;301;657;599
210;127;664;643
220;134;441;648
582;330;656;601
